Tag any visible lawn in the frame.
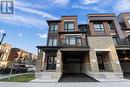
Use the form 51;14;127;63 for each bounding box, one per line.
0;73;35;82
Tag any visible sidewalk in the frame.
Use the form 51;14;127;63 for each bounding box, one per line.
0;81;130;87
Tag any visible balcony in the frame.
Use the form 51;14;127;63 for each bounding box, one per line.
60;38;88;48
113;37;130;49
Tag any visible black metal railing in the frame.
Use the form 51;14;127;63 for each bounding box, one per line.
113;37;130;45
60;38;88;47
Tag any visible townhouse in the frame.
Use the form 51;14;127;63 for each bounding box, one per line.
36;13;130;81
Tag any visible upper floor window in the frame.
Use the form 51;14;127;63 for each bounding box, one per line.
65;35;82;46
48;37;57;46
50;24;58;33
64;21;74;31
108;21;114;30
127;32;130;37
127;18;130;25
78;25;87;32
93;22;104;32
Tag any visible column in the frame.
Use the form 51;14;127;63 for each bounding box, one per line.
109;50;122;72
89;49;99;72
35;50;45;72
56;50;62;73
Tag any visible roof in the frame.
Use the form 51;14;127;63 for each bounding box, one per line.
118;12;130;18
47;20;61;24
87;13;116;17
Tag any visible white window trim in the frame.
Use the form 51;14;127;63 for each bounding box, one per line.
94;49;111;51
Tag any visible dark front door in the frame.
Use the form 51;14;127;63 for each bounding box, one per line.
97;55;105;71
46;56;56;70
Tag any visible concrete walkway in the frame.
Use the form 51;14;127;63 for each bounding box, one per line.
0;82;130;87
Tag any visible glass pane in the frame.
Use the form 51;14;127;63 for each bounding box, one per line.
54;25;58;30
48;39;52;46
68;23;74;29
70;36;76;45
94;24;100;28
50;25;54;30
65;37;69;45
128;18;130;24
53;39;57;46
64;23;68;29
100;24;104;28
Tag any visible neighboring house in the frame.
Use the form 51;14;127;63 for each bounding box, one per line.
36;13;130;80
0;43;12;68
8;48;37;66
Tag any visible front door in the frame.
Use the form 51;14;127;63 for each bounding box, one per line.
46;56;56;70
97;55;105;71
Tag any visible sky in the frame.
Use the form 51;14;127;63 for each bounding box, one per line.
0;0;130;54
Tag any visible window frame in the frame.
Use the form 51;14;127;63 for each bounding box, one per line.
93;22;104;32
65;35;82;46
108;21;114;30
48;37;57;46
50;24;58;33
127;18;130;25
64;21;74;31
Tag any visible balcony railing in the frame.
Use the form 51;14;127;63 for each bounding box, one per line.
60;38;88;47
113;37;130;46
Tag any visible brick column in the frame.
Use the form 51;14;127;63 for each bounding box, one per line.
89;49;99;72
56;50;62;73
36;52;45;72
109;50;122;73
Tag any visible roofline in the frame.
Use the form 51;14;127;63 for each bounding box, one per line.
61;15;77;17
118;12;130;18
87;13;116;17
46;20;61;24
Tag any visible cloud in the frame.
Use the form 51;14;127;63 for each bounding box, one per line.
15;1;46;9
15;1;58;19
18;33;22;37
16;6;58;19
0;0;59;29
82;0;99;4
0;14;47;29
113;0;130;13
72;4;106;13
53;0;70;6
37;33;47;39
0;29;6;34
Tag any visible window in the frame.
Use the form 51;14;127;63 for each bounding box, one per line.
127;32;130;37
108;21;114;30
128;18;130;25
64;21;74;31
78;25;87;32
65;35;82;46
93;22;104;32
48;38;57;46
50;24;58;33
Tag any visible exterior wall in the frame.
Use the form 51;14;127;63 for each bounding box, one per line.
81;53;91;73
8;48;36;66
120;13;130;29
0;43;12;68
36;52;45;72
60;16;78;32
87;36;123;79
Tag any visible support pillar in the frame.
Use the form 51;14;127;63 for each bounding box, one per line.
89;49;99;72
56;50;62;73
36;51;45;72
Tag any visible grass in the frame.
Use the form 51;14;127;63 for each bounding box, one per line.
0;73;35;82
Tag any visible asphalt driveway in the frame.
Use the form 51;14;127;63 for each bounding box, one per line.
58;73;99;82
